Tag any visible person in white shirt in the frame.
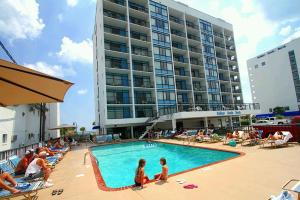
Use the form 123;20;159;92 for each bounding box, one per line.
25;151;53;187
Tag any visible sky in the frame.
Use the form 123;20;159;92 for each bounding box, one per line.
0;0;300;130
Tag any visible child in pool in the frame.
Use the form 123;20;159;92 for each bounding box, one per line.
134;159;149;188
154;157;168;181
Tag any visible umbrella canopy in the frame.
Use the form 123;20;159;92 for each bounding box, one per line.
48;124;76;130
0;59;73;106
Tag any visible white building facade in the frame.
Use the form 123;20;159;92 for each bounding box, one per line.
93;0;260;137
247;38;300;115
0;103;60;152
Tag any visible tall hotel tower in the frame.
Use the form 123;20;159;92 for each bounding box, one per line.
93;0;259;137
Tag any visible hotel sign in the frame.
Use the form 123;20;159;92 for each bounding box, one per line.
216;111;241;116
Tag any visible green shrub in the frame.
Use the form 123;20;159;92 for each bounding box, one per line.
241;120;250;126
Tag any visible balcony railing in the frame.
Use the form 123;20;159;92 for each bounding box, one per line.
105;42;128;53
171;29;185;37
131;47;151;57
189;46;202;53
172;42;186;50
131;31;148;42
193;86;206;91
128;1;148;13
133;80;153;88
186;21;199;30
132;63;152;72
221;88;231;93
215;42;225;49
231;78;240;82
219;77;230;81
229;67;239;72
175;69;189;76
218;64;228;70
192;72;205;78
187;34;200;41
216;54;227;60
176;84;191;90
105;58;129;69
173;56;188;63
107;98;131;104
104;9;126;21
232;89;242;93
135;98;155;104
106;77;130;87
130;17;148;27
106;0;126;6
177;98;192;104
104;25;127;37
213;32;224;38
169;15;184;24
187;103;260;112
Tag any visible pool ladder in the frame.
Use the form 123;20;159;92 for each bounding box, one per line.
83;152;89;165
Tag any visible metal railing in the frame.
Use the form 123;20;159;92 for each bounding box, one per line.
0;143;39;160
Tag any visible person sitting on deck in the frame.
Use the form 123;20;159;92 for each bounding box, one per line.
134;159;149;188
154;157;168;181
14;150;34;175
25;151;53;188
0;172;20;194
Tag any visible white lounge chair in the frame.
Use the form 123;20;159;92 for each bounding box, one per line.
262;131;293;148
269;190;295;200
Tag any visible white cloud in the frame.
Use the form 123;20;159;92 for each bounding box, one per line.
0;0;45;40
25;61;76;78
279;25;292;36
57;13;63;22
66;0;78;7
57;36;93;64
282;27;300;44
77;89;88;95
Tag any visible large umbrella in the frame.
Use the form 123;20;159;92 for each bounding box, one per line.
0;59;73;106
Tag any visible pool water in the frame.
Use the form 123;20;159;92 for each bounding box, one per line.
91;141;239;189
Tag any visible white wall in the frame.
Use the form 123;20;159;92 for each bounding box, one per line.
247;38;300;114
0;103;60;152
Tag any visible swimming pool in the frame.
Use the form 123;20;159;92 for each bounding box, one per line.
90;141;240;190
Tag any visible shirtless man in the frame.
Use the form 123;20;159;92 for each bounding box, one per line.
15;150;34;175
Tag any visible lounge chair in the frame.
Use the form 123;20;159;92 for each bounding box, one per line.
113;134;121;142
269;190;295;200
8;156;20;168
0;160;16;175
261;131;293;148
224;131;246;145
95;135;107;144
0;180;44;200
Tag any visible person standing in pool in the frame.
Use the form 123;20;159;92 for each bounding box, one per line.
134;159;149;188
154;157;168;181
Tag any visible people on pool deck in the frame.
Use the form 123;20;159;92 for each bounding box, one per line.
54;139;63;149
266;131;284;140
0;172;20;194
14;150;34;175
25;151;53;188
134;159;149;188
154;157;168;181
226;130;239;140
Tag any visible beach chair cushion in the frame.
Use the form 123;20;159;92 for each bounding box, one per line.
0;160;14;174
0;181;44;199
8;155;21;168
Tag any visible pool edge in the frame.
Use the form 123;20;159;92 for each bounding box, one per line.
89;140;245;192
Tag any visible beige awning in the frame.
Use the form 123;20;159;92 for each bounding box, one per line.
0;59;73;106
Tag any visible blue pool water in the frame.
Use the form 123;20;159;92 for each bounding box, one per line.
91;141;239;189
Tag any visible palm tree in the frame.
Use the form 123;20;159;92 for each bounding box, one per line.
80;127;86;134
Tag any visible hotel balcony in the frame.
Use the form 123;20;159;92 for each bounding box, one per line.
130;31;148;42
187;34;201;42
104;25;127;37
103;9;126;21
226;45;236;51
189;46;202;54
172;42;186;50
107;106;132;119
173;55;188;63
193;84;206;92
135;106;156;118
191;70;205;78
128;1;148;13
131;46;151;57
231;77;240;83
129;16;148;27
171;29;186;38
218;63;228;70
229;65;239;73
132;61;152;72
213;31;224;38
106;74;130;87
214;42;225;49
133;76;153;88
175;68;189;77
107;94;132;104
105;41;128;53
105;57;129;70
190;58;201;65
220;88;231;93
169;15;184;25
176;81;191;90
134;92;155;104
105;0;126;6
232;89;242;93
219;76;230;82
186;21;199;30
216;53;227;60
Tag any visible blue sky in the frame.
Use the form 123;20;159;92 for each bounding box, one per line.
0;0;300;130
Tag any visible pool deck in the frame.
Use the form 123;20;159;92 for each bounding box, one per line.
17;139;300;200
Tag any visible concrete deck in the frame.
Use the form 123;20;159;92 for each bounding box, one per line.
17;140;300;200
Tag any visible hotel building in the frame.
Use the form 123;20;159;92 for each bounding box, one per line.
247;38;300;116
93;0;260;137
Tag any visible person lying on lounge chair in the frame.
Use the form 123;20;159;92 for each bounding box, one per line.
15;150;34;175
0;172;20;194
266;131;284;141
25;152;53;188
54;139;64;149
